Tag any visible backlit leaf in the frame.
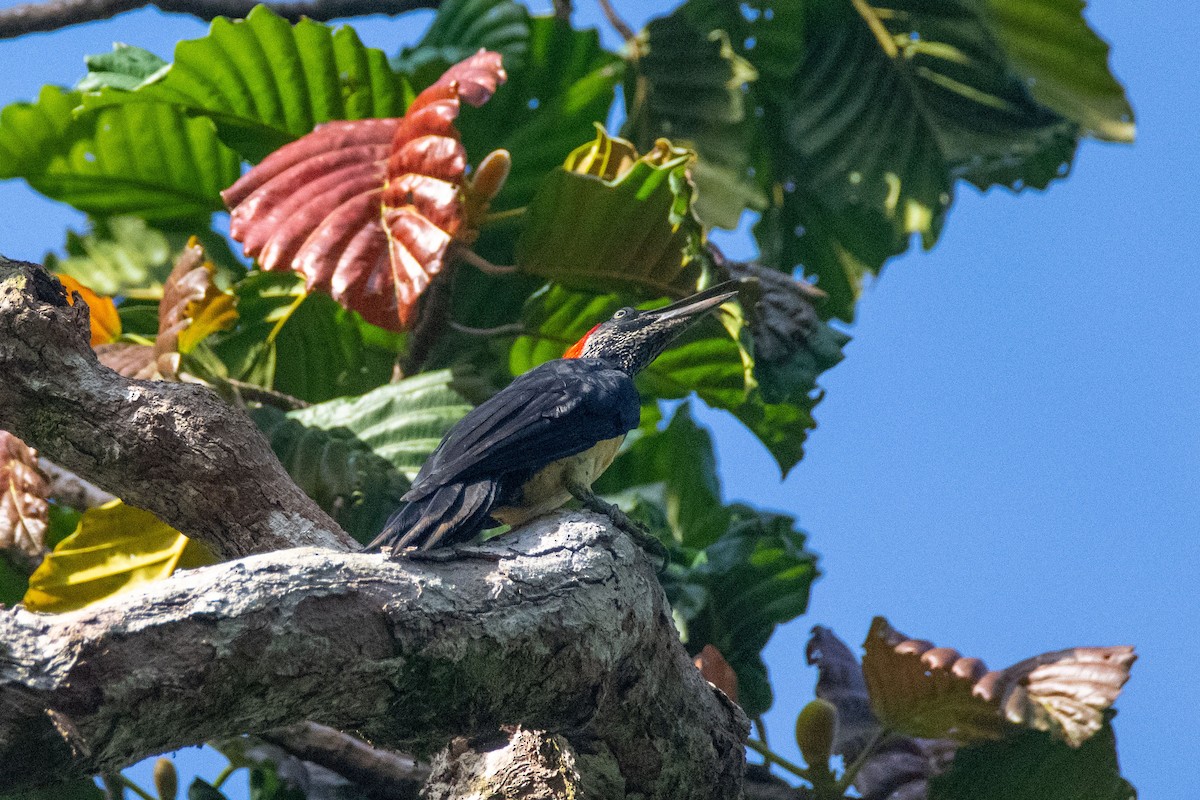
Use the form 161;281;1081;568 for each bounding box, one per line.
394;0;531;80
224;51;506;331
515;127;703;296
24;500;215;613
0;85;240;219
76;43;168;91
57;274;120;346
83;5;411;162
0;431;49;560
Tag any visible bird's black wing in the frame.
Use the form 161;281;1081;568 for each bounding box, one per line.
404;359;640;500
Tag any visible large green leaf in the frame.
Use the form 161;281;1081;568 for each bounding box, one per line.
394;0;531;81
285;369;490;480
515;128;703;296
210;272;405;404
251;406;409;544
745;0;1132;321
671;506;818;716
0;86;240;219
930;718;1135;800
83;5;410;162
625;10;765;229
23;500;214;613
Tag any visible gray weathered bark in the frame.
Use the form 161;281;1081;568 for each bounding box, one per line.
0;516;748;798
0;258;354;559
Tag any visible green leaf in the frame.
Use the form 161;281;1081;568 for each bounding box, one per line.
930;718;1135;800
677;0;807;87
210;272;405;404
77;43;169;91
0;86;240;219
981;0;1135;142
394;0;531;81
0;554;27;607
673;506;818;716
459;15;622;216
24;500;214;613
626;10;765;228
250;405;410;545
249;762;305;800
187;778;231;800
595;402;730;549
83;6;410;162
285;368;489;480
44;216;244;298
515;127;703;296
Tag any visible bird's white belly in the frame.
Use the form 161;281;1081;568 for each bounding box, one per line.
490;435;625;528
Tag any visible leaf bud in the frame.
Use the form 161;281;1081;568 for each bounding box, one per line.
794;698;837;768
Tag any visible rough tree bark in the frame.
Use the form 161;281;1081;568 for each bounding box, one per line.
0;258;750;798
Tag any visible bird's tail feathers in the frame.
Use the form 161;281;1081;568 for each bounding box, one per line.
365;479;500;554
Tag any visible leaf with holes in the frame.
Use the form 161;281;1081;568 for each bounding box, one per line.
284;368;489;480
0;86;240;219
863;617;1135;746
515;127;704;296
625;9;765;229
83;6;411;162
250;407;409;544
0;432;49;561
224;51;506;330
24;500;215;613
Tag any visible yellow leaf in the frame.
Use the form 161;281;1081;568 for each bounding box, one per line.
23;500;215;613
57;273;121;346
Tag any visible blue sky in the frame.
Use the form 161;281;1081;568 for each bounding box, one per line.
0;1;1195;797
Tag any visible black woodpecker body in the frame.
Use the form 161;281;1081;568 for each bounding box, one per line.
367;283;739;554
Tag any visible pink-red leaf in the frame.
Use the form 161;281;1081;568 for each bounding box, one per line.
224;50;506;331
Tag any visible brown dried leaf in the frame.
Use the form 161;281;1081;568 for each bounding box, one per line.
694;644;739;702
863;617;1135;748
95;342;157;379
154;237;237;377
0;431;50;559
224;50;506;331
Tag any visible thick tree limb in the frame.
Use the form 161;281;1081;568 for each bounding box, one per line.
0;515;749;798
0;0;438;39
0;257;354;559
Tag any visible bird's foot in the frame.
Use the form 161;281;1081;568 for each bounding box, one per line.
567;482;668;572
393;545;505;563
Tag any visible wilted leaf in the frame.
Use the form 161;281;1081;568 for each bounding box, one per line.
83;5;411;162
930;718;1135;800
154;238;238;377
76;43;168;91
808;625;956;800
0;86;240;219
251;406;410;544
24;500;215;613
225;51;506;331
0;431;49;560
863;617;1135;747
515;126;703;296
694;644;739;701
283;368;488;479
626;10;765;228
57;274;120;346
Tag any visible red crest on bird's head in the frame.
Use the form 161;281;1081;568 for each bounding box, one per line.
564;323;601;359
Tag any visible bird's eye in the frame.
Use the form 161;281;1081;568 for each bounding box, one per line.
613;309;627;319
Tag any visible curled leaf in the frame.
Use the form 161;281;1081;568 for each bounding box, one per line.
694;643;739;702
0;431;50;560
57;274;120;346
225;50;507;331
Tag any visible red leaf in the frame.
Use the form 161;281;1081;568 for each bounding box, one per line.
694;643;739;702
223;50;506;331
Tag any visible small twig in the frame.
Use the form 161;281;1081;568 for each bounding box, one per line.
223;377;309;411
551;0;570;22
116;774;157;800
37;458;116;510
262;722;428;800
595;0;634;43
753;715;769;747
210;762;238;789
834;727;889;796
0;0;440;39
478;207;527;227
745;739;807;781
448;320;525;337
455;247;517;276
399;268;454;378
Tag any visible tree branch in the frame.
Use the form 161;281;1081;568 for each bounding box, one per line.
261;723;427;800
0;514;749;798
0;0;439;39
0;257;354;559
